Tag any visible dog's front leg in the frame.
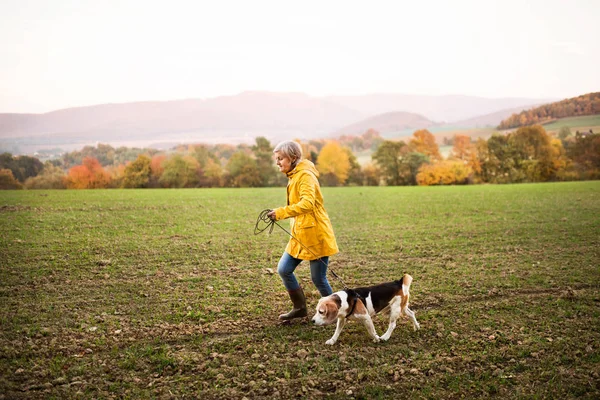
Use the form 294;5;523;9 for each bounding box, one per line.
359;315;380;343
326;317;346;345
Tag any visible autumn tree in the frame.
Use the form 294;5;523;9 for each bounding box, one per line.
122;154;152;188
361;163;381;186
24;162;67;189
416;160;472;186
409;129;442;161
449;135;474;161
202;158;224;187
509;125;559;181
65;157;111;189
150;154;167;187
0;168;23;189
566;133;600;178
316;141;350;186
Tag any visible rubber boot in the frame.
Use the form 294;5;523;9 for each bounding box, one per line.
279;287;307;320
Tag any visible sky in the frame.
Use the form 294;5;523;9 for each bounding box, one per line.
1;0;599;113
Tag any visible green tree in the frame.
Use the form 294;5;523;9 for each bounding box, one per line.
122;154;152;188
0;153;43;182
252;137;279;186
159;155;201;188
372;140;406;186
558;126;572;141
509;125;557;181
404;152;430;185
225;151;261;187
344;147;363;186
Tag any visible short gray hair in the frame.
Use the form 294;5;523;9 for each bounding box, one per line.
273;140;303;162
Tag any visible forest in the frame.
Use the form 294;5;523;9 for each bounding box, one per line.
497;92;600;129
1;123;599;190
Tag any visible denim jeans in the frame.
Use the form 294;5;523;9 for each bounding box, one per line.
277;252;333;297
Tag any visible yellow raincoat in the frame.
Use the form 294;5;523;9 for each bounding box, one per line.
273;160;339;260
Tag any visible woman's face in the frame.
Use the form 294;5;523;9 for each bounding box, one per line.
274;151;294;174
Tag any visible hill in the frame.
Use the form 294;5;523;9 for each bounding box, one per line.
335;111;436;136
324;93;548;123
451;104;546;128
0;91;551;154
498;92;600;129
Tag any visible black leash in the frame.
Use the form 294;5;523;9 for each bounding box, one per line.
254;209;350;290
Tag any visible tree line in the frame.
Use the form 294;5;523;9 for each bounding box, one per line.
497;92;600;130
0;125;598;189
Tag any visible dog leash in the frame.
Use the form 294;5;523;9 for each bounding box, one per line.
254;209;351;290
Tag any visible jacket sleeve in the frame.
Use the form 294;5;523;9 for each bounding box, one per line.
274;172;316;220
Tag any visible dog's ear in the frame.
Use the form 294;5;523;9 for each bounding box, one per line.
325;301;339;323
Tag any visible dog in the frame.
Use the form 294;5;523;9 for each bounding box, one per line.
311;273;420;345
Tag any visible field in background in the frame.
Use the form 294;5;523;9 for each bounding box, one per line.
1;183;599;398
542;115;600;134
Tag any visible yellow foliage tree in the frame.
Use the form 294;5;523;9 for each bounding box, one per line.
316;141;350;186
416;160;472;186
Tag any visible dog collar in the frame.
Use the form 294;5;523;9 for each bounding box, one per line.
345;289;365;317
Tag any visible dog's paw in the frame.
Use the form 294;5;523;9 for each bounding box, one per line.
325;339;336;345
380;334;390;342
372;336;381;343
413;323;421;331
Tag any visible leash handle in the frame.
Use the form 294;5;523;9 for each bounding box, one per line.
254;209;349;290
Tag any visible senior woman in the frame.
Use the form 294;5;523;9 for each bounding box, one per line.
267;140;339;321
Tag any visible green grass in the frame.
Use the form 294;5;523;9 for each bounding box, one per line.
1;183;599;398
542;114;600;132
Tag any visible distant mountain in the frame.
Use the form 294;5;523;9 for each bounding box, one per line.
0;92;362;142
0;91;553;154
451;104;548;128
335;111;436;136
324;94;551;123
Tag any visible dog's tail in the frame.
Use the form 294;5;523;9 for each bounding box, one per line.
401;273;413;296
401;273;413;311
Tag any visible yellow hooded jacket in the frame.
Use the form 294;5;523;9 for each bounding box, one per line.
273;159;339;260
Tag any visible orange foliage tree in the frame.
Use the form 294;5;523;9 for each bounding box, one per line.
409;129;442;161
65;157;111;189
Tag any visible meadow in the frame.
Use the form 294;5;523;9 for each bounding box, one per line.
1;182;599;399
542;115;600;134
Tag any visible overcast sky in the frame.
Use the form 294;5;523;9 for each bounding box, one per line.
1;0;598;113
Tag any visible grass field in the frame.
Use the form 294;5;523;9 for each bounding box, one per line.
1;183;600;399
542;115;600;134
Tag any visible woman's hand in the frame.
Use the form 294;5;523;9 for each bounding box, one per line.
267;210;276;220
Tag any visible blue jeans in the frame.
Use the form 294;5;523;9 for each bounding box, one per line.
277;252;333;297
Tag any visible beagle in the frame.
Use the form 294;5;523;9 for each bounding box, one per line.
311;274;420;345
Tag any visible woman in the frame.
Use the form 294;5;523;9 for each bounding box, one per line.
267;140;339;320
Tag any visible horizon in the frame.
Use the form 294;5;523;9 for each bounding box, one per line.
0;90;560;116
1;0;599;114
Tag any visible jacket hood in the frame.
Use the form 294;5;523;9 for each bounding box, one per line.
287;159;319;179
